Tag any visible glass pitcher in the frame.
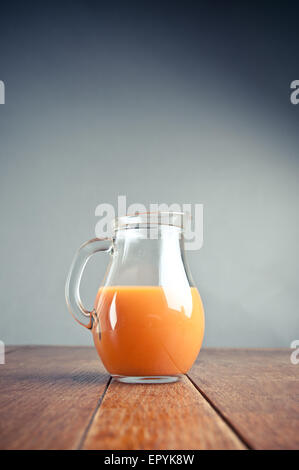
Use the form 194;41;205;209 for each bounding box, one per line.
65;212;204;383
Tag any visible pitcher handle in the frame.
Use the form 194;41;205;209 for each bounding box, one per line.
65;238;112;329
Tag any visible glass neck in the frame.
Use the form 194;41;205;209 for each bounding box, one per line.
104;225;194;287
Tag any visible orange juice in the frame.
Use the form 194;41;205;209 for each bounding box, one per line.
92;286;204;376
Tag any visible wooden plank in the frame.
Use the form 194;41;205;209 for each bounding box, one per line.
5;345;46;355
5;346;17;353
188;349;299;450
3;346;20;354
0;346;110;450
82;375;246;450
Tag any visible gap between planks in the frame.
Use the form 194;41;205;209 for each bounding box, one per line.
79;374;247;450
186;374;251;450
77;376;112;450
5;346;22;355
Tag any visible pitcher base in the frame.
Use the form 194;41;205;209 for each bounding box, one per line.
112;375;182;384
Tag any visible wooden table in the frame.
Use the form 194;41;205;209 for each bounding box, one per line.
0;347;298;450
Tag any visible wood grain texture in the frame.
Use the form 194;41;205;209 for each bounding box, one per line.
188;349;299;450
4;346;20;354
0;346;110;450
2;347;297;450
82;376;245;450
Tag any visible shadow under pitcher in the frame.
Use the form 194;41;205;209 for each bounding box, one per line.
65;212;205;384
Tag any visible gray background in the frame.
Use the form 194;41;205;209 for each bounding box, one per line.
0;1;298;347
